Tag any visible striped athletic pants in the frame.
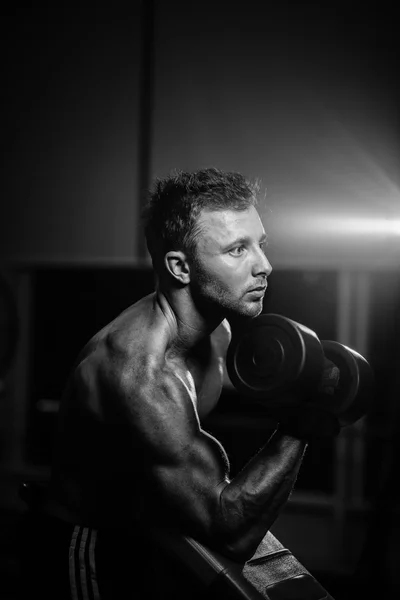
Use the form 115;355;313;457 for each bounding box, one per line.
20;512;205;600
69;526;100;600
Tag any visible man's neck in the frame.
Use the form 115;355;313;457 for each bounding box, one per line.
155;286;223;356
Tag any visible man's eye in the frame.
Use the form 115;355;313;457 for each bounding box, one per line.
230;246;246;256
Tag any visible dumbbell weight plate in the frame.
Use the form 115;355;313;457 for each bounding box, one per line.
226;313;325;404
320;340;374;427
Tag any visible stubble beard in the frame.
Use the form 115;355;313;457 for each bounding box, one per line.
190;259;263;322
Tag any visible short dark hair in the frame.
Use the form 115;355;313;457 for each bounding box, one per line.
142;167;259;270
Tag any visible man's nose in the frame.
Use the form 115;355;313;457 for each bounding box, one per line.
264;256;273;277
253;247;273;277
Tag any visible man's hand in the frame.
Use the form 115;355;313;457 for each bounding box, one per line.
318;356;340;396
278;356;341;439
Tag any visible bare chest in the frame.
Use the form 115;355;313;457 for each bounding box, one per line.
189;356;224;420
171;350;224;421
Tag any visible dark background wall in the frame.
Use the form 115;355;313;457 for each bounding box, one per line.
1;7;143;262
1;1;398;267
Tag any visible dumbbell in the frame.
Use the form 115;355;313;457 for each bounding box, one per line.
226;313;374;428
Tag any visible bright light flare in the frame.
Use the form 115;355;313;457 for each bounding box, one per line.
310;217;400;237
271;212;400;240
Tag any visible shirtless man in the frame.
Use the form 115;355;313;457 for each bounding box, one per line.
26;168;324;599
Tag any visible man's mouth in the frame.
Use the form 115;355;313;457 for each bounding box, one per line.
248;285;267;293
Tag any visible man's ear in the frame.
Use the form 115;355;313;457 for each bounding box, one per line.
164;250;191;285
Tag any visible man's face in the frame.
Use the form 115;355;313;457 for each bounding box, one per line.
189;205;272;319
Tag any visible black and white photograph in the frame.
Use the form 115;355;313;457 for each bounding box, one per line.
0;2;399;598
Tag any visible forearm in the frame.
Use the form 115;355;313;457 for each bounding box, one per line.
218;428;307;560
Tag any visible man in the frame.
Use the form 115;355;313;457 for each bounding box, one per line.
22;168;336;599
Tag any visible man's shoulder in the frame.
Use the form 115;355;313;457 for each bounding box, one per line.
71;293;169;386
66;326;175;420
97;322;168;382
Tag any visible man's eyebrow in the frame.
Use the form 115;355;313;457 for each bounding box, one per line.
222;233;268;250
221;236;250;250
